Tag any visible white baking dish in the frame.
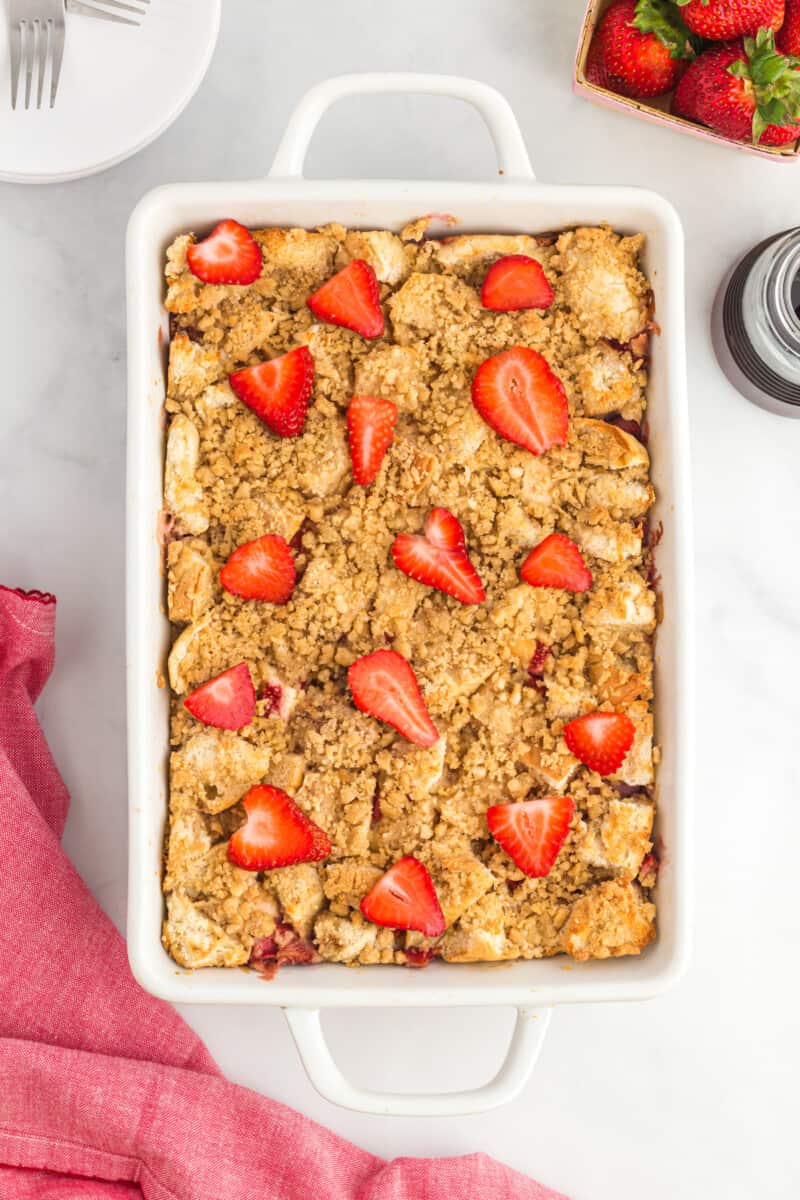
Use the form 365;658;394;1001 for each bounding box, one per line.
126;73;694;1117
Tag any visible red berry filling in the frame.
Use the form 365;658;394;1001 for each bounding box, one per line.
526;641;550;693
248;922;319;980
260;682;283;716
403;947;434;969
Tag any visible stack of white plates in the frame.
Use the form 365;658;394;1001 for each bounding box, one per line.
0;0;221;183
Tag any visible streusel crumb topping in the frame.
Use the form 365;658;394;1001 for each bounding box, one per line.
161;221;657;971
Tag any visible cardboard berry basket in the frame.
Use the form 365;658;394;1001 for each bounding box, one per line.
575;0;800;160
126;73;694;1117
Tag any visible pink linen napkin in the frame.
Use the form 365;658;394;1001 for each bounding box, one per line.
0;585;568;1200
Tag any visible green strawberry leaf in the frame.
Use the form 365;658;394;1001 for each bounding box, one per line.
729;30;800;143
634;0;698;59
761;98;787;123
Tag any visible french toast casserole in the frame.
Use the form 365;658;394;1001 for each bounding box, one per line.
160;215;658;975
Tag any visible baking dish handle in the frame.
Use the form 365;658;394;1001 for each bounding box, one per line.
283;1005;551;1116
268;73;535;182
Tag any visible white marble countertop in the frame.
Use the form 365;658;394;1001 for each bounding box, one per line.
2;1;798;1196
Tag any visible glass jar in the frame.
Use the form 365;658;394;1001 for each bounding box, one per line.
711;227;800;418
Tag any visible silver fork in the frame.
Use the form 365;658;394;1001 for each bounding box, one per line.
66;0;150;26
9;0;66;109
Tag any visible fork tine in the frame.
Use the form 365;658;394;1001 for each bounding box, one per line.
81;6;138;23
89;0;148;14
23;22;34;111
9;22;22;110
66;0;142;24
36;20;49;110
49;15;64;109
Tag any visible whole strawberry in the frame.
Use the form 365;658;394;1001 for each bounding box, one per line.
675;0;784;39
673;29;800;144
586;0;696;99
777;0;800;52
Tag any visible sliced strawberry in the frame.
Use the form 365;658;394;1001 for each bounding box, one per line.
184;662;256;730
472;346;568;456
229;345;314;438
360;856;446;936
487;796;575;878
563;711;636;776
186;220;263;286
308;260;384;338
424;506;465;550
481;255;555;312
348;649;439;747
391;508;486;606
220;534;296;603
520;533;593;592
346;395;398;485
228;785;331;871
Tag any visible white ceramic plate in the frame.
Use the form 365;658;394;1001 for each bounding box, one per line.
0;0;220;184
